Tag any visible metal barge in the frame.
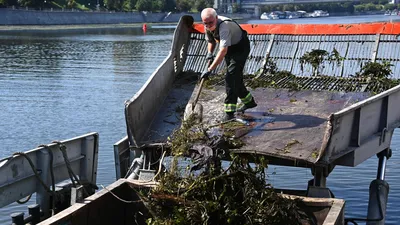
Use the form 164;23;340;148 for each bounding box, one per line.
2;16;400;224
112;16;400;225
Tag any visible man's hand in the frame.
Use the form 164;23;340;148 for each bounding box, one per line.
200;69;211;80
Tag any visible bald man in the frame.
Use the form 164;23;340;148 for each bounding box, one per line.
200;8;257;122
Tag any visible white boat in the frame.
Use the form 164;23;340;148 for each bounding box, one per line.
311;10;329;17
287;11;301;19
260;12;270;20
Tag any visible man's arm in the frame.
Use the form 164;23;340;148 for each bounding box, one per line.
208;23;230;71
208;47;227;71
207;42;216;55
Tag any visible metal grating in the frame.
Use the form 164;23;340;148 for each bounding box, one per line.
183;32;400;92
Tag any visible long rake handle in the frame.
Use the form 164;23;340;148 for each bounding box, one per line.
192;78;205;111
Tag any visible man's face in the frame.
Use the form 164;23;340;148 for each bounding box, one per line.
202;16;217;31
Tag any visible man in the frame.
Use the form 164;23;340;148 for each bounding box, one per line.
200;8;257;121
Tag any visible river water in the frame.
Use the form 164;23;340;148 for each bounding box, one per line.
0;14;399;224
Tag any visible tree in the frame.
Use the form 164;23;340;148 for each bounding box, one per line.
152;0;165;11
342;2;355;13
176;0;192;12
232;2;239;13
384;3;396;10
282;4;295;12
163;0;176;12
355;4;366;11
0;0;18;7
122;0;136;11
194;0;208;12
104;0;122;10
18;0;43;8
67;0;75;8
135;0;151;11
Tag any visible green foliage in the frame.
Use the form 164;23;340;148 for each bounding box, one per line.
193;0;208;12
50;1;63;8
1;0;394;13
204;70;225;88
143;155;312;225
18;0;43;7
384;3;396;10
300;49;328;76
67;0;75;8
300;48;344;76
354;4;366;12
152;0;165;12
263;57;278;75
262;2;355;14
356;61;393;80
75;2;89;10
122;0;135;11
175;0;192;12
163;0;176;12
113;0;123;10
260;0;393;15
354;61;399;92
167;115;207;156
231;3;239;13
0;0;18;7
135;0;151;11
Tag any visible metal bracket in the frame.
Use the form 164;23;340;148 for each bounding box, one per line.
379;127;387;145
71;185;85;205
138;169;156;181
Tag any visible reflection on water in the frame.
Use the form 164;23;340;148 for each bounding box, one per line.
1;17;400;224
0;27;174;223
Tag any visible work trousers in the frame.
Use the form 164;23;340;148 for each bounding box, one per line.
224;32;251;113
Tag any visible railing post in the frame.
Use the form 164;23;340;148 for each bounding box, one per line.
28;204;41;224
11;212;24;225
36;149;51;218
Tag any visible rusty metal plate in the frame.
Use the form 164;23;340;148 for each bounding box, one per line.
197;87;371;165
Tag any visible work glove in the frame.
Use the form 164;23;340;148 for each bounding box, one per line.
200;69;211;80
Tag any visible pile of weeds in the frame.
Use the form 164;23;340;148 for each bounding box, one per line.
167;115;208;156
139;117;314;225
144;154;313;225
247;69;302;91
203;70;226;88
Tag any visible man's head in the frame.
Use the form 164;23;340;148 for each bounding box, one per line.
201;8;217;31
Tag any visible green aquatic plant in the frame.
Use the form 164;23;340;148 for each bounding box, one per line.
141;116;314;225
203;69;226;88
167;115;207;156
144;155;312;225
262;57;279;75
354;61;400;93
247;70;302;91
356;61;393;80
300;48;344;76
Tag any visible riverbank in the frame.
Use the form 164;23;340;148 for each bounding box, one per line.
0;8;254;26
0;22;178;31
